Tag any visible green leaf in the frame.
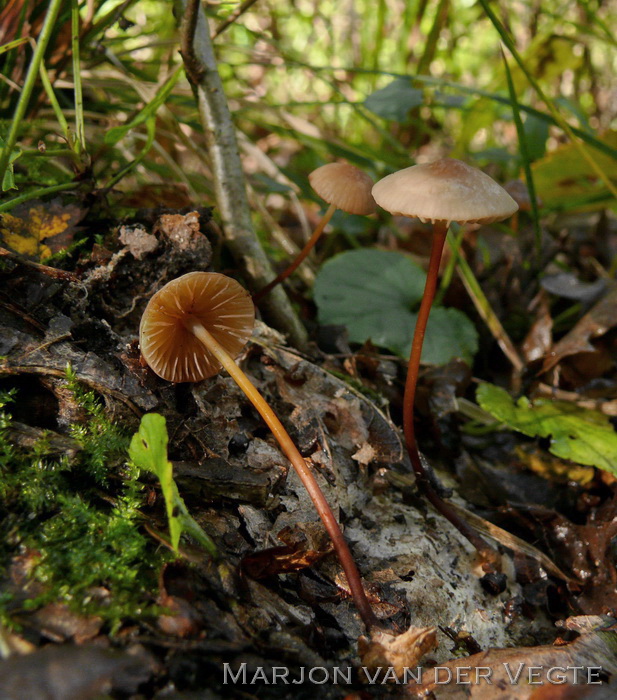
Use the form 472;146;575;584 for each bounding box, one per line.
129;414;217;557
477;383;617;476
314;249;478;364
364;78;424;122
422;307;480;366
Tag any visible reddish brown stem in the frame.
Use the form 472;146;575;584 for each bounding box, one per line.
189;319;379;631
253;203;337;304
403;222;499;569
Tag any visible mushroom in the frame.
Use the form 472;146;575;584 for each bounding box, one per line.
140;271;377;630
253;163;376;303
372;158;518;565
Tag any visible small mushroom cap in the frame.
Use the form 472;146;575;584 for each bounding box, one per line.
140;271;254;383
372;158;518;225
309;163;376;215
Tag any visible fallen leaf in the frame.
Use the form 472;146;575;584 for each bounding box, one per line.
358;625;438;680
477;383;617;476
241;523;332;579
504;500;617;613
515;445;595;487
405;626;617;698
532;129;617;212
24;603;102;644
0;200;85;260
522;292;553;364
540;273;605;304
543;285;617;372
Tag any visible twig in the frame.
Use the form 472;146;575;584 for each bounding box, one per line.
176;0;308;350
0;363;142;417
212;0;260;38
0;247;80;282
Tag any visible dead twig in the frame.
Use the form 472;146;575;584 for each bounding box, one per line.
176;0;308;350
212;0;260;38
0;362;143;417
0;247;80;282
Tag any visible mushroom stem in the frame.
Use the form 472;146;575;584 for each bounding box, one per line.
402;223;499;568
186;317;379;631
253;202;337;303
402;222;448;449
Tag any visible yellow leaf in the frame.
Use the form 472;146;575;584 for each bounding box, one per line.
532;130;617;211
0;200;84;260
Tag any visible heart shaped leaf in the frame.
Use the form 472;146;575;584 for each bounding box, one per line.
314;249;478;364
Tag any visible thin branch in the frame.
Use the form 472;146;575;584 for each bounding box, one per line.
176;0;308;349
212;0;260;38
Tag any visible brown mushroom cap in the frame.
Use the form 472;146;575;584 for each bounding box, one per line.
309;163;376;216
140;272;254;383
372;158;518;225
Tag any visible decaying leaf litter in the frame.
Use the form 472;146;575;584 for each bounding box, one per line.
1;191;616;698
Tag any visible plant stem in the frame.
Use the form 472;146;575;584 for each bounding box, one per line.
0;182;77;213
403;222;499;568
71;0;86;154
38;60;74;150
253;203;337;303
187;318;378;631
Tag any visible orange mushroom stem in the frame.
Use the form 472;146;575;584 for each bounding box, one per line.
140;272;378;630
373;159;518;569
253;163;375;304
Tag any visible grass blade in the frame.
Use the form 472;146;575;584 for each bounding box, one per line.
0;0;65;181
0;182;78;213
501;48;541;256
71;0;86;154
104;117;156;190
478;0;617;202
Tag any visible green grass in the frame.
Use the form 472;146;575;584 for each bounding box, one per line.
1;0;615;216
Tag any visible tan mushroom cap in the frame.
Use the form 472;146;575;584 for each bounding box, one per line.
372;158;518;225
309;162;376;216
140;272;254;383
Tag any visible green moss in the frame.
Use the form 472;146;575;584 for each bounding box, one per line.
0;375;167;631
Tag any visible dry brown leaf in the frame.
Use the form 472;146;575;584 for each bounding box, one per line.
241;523;332;579
358;625;438;679
404;627;617;698
522;292;553;364
543;285;617;372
